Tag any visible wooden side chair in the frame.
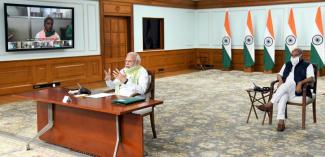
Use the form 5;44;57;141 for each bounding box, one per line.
270;64;317;129
131;70;157;138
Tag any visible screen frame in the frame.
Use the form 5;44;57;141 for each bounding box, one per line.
4;3;75;52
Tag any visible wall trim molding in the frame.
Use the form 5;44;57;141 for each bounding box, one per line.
195;0;325;9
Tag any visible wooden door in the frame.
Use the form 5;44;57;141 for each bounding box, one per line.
103;16;131;71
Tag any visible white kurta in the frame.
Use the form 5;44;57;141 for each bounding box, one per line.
271;63;314;120
106;67;149;97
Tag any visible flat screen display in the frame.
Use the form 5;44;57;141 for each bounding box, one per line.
4;3;74;51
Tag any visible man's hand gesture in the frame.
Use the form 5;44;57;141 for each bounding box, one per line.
113;69;127;83
104;68;112;81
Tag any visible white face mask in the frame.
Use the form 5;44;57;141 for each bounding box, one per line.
290;55;301;66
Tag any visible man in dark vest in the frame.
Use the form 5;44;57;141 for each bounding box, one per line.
257;48;314;131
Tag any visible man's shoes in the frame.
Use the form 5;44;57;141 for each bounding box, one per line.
277;121;285;132
256;103;273;112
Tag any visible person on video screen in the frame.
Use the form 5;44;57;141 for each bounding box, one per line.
35;16;60;41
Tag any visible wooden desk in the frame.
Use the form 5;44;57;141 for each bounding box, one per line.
15;87;163;157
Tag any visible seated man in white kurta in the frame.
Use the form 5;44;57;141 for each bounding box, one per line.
257;48;314;131
105;52;151;114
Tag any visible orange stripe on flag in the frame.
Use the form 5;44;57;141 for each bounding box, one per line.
316;6;324;35
288;8;297;37
247;10;254;34
267;10;274;38
224;10;231;37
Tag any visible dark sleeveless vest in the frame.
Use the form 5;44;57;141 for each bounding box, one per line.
282;59;312;97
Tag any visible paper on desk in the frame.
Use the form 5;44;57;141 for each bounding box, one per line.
74;94;88;97
86;93;115;98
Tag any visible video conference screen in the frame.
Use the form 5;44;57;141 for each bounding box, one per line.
4;3;74;51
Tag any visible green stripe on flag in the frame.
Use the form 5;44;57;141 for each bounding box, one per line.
244;43;254;67
264;46;274;70
284;45;291;63
222;45;231;68
310;44;325;70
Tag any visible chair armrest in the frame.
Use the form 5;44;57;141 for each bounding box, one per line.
301;80;314;87
268;80;279;102
302;84;308;104
302;82;313;94
130;93;141;97
270;80;279;90
301;81;314;104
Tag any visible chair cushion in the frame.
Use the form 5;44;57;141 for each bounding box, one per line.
288;93;316;104
132;107;153;115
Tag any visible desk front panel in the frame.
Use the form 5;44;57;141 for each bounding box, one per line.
37;102;144;157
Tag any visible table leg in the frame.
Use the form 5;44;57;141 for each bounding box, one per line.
26;103;53;150
252;105;258;119
248;92;259;120
261;92;267;104
246;105;253;123
113;116;120;157
262;92;273;125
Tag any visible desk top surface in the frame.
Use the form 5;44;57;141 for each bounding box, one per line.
15;87;163;115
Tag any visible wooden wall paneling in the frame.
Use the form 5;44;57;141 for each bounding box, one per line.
102;1;132;16
139;49;195;73
34;65;48;84
274;50;285;73
196;0;325;9
196;49;223;69
45;56;102;86
231;49;244;71
101;0;195;9
87;59;102;81
52;62;87;84
0;56;102;95
253;50;264;72
118;18;129;57
102;16;131;71
0;66;33;93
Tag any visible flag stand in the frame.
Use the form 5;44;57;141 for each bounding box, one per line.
244;67;254;72
222;67;232;71
264;70;272;74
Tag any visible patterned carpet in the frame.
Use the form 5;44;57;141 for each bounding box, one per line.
1;69;325;157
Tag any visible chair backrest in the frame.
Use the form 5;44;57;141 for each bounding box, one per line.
145;70;155;99
311;64;317;94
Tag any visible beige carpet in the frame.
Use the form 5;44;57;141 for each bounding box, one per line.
1;69;325;157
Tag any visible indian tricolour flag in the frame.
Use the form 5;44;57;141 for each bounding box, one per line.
311;6;325;70
264;10;275;71
244;10;255;67
222;9;232;69
285;8;298;62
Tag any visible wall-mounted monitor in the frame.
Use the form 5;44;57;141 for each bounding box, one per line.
4;3;74;52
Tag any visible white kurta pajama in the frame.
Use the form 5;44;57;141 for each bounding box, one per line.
106;67;149;97
271;64;314;120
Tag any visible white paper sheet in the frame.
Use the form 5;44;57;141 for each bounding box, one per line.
86;93;115;98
